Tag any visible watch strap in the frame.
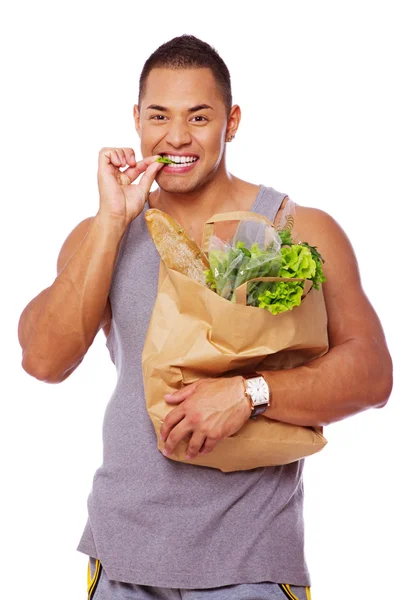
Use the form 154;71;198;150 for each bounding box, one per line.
243;372;261;380
250;403;268;418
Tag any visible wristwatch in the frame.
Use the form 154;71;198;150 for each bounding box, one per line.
243;372;271;419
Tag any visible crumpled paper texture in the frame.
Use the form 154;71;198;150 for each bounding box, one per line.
142;260;329;472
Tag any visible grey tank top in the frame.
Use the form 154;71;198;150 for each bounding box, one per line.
76;184;311;588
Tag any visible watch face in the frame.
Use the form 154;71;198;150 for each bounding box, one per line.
246;377;270;405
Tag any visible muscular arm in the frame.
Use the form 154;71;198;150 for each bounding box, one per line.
257;206;393;427
18;148;163;385
159;204;393;459
18;214;124;383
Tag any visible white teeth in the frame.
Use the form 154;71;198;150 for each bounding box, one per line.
164;155;198;164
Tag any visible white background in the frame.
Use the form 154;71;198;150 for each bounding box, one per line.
1;1;399;599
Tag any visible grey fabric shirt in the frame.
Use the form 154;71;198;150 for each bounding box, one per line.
76;184;311;588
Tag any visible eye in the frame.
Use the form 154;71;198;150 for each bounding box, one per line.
191;115;208;123
150;114;167;121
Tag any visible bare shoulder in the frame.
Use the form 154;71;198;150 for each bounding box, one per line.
56;216;111;335
287;202;386;348
287;204;359;283
291;204;347;241
275;199;351;272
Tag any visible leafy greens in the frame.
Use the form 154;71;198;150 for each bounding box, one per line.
204;229;326;314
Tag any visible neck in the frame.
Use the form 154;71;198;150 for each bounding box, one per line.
147;162;261;246
150;171;241;226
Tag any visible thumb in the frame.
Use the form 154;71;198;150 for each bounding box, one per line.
138;160;164;195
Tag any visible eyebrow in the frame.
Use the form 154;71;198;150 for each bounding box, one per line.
145;104;214;112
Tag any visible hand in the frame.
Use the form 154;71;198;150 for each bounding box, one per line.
97;147;164;226
160;376;252;460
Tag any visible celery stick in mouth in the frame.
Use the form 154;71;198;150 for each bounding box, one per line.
156;156;175;164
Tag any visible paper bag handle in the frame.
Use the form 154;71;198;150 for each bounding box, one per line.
235;278;313;306
201;211;275;253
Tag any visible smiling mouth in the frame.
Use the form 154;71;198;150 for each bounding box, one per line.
160;153;199;165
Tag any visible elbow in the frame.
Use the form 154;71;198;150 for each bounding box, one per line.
21;354;61;383
21;352;80;384
375;373;393;410
370;350;393;409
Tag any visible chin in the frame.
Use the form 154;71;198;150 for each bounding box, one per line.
156;175;203;195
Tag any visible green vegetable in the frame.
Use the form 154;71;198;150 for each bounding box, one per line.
279;245;316;280
204;227;326;314
278;229;293;246
156;156;175;164
278;229;327;290
204;240;282;303
257;280;304;314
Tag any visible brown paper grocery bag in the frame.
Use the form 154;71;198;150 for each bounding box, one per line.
142;211;329;471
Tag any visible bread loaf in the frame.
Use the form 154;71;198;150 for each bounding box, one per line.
145;208;210;285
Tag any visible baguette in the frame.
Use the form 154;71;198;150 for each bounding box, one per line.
145;209;210;285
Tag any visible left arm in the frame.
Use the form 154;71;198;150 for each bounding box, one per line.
257;206;393;427
161;207;393;457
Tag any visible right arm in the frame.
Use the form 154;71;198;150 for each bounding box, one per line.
18;147;163;383
18;214;124;383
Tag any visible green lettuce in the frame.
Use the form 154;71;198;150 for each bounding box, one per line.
279;245;316;280
204;227;326;314
278;230;327;290
257;280;304;314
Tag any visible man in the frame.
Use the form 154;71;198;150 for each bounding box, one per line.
18;35;392;600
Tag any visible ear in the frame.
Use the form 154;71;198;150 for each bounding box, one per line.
226;104;241;140
133;104;141;138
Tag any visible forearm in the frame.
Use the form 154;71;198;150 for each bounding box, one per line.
257;337;393;427
18;214;125;381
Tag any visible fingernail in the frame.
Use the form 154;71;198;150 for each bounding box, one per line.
162;449;169;457
185;454;192;460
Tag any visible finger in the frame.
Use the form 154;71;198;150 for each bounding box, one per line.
164;384;197;403
185;432;207;460
99;148;125;171
118;161;148;185
164;380;203;402
110;149;125;167
162;419;192;456
99;147;136;171
115;148;134;167
118;156;162;185
121;154;161;182
117;150;127;167
160;406;185;443
138;160;164;195
198;436;221;455
142;154;162;165
120;148;136;167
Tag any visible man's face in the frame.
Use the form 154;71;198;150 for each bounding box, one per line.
134;68;235;194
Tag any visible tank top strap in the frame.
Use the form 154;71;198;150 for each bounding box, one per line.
251;185;288;224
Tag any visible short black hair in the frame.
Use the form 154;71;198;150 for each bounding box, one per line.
138;35;232;115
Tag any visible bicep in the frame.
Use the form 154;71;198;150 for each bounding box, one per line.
56;216;112;336
294;207;387;349
56;217;93;274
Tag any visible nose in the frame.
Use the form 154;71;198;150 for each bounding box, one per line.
164;119;192;148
